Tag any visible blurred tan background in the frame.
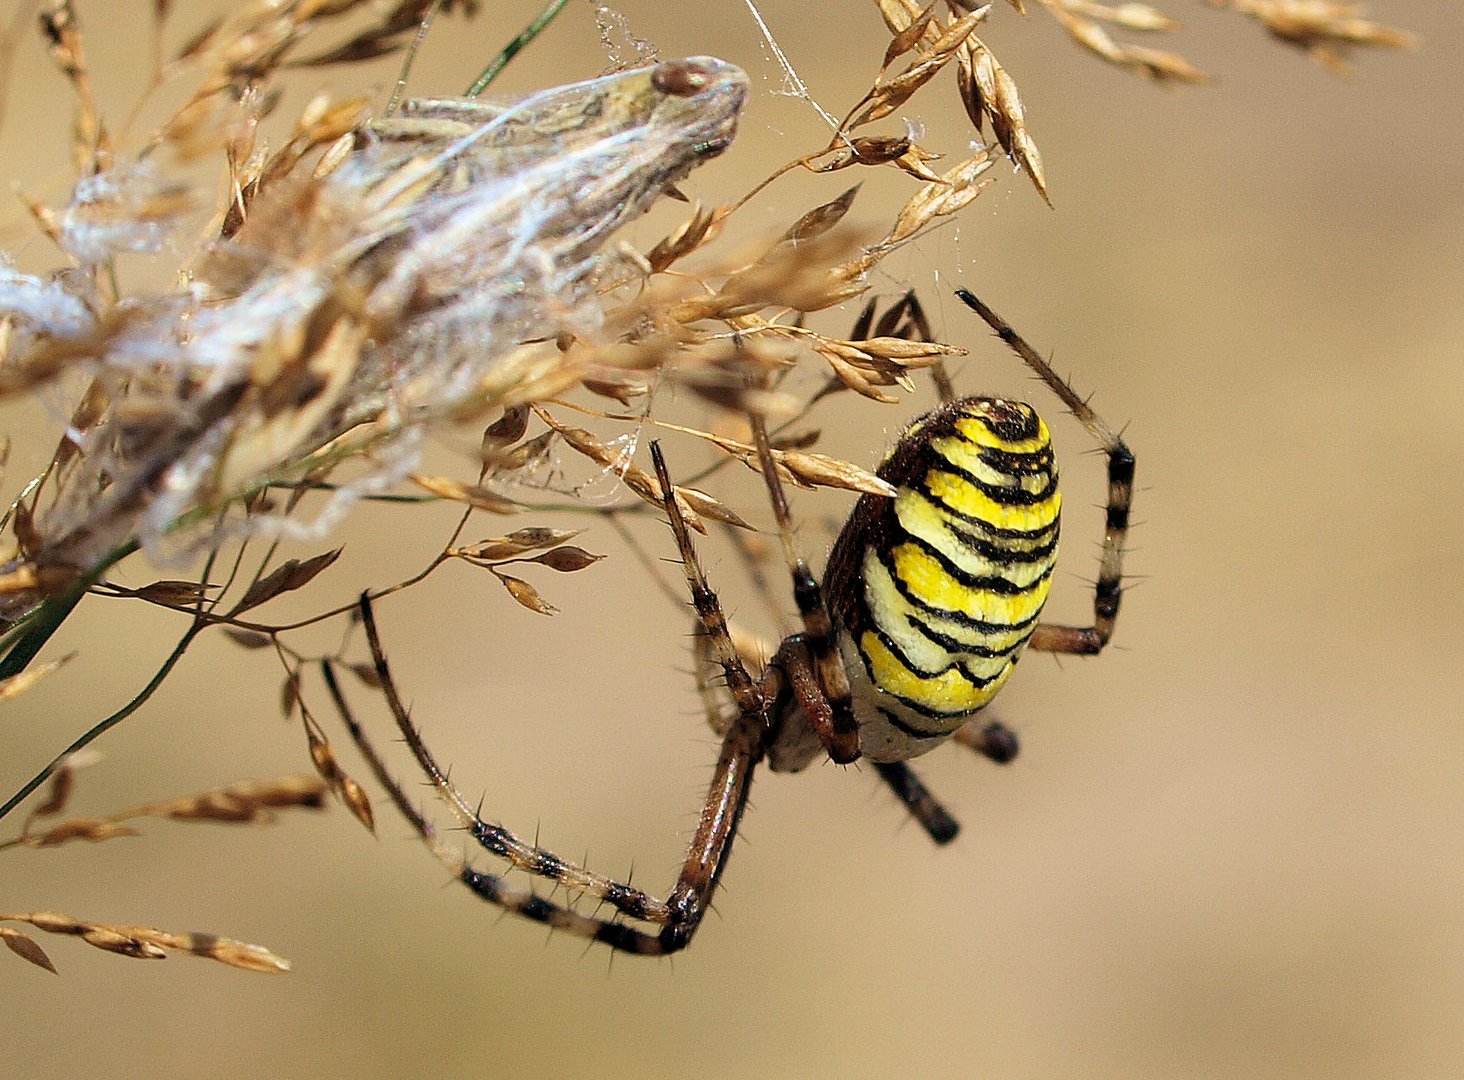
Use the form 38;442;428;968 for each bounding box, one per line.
3;2;1461;1078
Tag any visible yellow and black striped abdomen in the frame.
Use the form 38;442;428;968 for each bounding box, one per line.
825;398;1059;763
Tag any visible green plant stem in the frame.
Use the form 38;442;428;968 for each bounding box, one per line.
0;622;200;825
465;0;570;97
0;539;138;682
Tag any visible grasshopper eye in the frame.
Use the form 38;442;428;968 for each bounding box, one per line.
651;58;712;97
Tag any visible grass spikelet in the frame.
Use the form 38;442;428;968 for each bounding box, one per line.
2;775;329;851
0;911;291;974
1;771;324;974
1208;0;1416;72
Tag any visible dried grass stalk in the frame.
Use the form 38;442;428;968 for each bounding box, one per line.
1;910;291;974
5;774;328;850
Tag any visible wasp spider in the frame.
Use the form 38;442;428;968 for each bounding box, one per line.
347;288;1134;955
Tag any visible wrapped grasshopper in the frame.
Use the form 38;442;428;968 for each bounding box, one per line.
0;58;747;611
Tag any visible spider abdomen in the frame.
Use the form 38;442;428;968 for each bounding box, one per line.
826;397;1060;763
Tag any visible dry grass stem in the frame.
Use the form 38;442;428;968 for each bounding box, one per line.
2;771;324;974
1;910;292;974
4;774;328;850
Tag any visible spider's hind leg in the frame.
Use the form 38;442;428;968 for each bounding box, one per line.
871;719;1019;846
955;288;1135;656
874;760;960;845
952;719;1020;764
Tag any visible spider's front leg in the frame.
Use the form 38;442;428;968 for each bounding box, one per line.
644;441;776;950
337;445;773;956
745;411;863;765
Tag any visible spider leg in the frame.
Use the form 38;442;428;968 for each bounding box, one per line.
339;444;770;955
881;291;956;406
867;714;1019;845
955;288;1135;656
951;718;1021;764
327;653;671;946
854;292;956;405
654;443;765;719
872;716;1022;844
747;411;862;764
872;760;960;845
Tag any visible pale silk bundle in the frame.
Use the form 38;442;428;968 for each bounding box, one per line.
0;58;747;609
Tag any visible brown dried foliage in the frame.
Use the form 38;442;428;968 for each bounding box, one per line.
868;0;1410;203
6;773;328;850
448;526;606;615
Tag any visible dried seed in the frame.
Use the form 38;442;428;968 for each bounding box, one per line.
411;475;519;514
234;549;342;614
528;546;605;573
498;574;559;616
455;528;585;561
0;927;56;974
